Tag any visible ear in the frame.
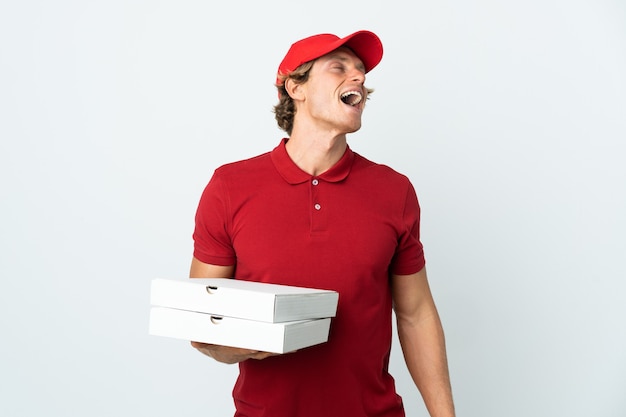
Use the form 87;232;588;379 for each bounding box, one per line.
284;78;305;101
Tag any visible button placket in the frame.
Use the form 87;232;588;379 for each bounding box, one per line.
312;178;321;210
310;177;327;233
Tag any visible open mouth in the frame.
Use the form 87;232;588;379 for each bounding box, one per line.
340;90;363;107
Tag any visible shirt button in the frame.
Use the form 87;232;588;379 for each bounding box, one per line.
314;204;321;210
312;179;319;186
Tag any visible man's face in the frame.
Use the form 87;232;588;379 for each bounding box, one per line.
296;47;368;135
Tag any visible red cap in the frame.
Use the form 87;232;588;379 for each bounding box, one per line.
276;30;383;86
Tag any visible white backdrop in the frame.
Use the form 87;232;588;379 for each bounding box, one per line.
1;1;625;416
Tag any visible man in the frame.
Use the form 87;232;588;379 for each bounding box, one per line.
189;30;455;417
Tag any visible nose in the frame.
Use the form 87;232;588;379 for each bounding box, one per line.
350;68;365;84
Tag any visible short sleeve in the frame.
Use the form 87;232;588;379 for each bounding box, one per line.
192;170;237;266
390;180;426;275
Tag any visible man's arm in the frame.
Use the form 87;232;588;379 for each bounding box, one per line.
391;267;455;417
188;257;276;364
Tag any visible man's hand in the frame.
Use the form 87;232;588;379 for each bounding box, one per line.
190;341;277;364
189;261;279;364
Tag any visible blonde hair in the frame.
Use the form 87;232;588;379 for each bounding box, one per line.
273;61;314;135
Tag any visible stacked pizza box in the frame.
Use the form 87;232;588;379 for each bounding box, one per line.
149;278;339;353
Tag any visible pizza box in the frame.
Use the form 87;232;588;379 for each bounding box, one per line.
149;306;331;354
150;278;338;323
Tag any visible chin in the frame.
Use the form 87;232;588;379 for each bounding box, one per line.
346;123;362;134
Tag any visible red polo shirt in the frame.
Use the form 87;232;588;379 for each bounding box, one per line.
193;139;425;417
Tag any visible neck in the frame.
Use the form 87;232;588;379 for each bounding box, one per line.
285;131;347;176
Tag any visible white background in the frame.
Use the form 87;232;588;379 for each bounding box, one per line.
1;1;625;416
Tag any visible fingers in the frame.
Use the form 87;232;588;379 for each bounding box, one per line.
190;341;275;364
249;351;277;360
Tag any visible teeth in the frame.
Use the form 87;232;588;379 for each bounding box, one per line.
341;91;362;106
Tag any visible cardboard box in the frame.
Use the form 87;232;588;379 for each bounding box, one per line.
150;278;339;323
149;307;332;353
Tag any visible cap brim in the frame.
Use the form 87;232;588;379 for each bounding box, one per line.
339;30;384;73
